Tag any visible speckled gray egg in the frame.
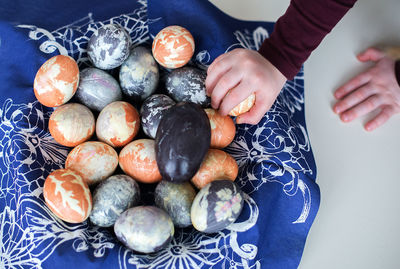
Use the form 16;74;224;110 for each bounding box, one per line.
87;24;131;70
114;206;174;253
119;46;159;101
75;68;122;111
140;94;175;139
165;66;210;107
155;181;196;228
90;174;140;227
191;179;244;233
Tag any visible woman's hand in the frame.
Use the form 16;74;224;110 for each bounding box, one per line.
205;48;287;125
333;47;400;131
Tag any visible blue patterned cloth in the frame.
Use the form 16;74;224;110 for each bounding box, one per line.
0;0;319;268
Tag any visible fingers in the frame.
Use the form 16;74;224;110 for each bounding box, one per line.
364;106;394;131
334;70;372;100
205;55;233;97
236;94;269;125
333;83;378;114
218;81;253;116
357;47;385;63
210;68;242;109
340;94;386;122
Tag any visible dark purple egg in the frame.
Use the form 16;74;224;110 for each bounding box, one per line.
140;94;175;139
155;102;211;183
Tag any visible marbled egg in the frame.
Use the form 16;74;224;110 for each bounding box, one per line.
119;139;162;183
90;174;140;227
114;206;174;253
43;168;92;223
191;179;244;233
165;67;210;107
49;103;95;147
191;149;238;189
87;24;131;70
155;181;196;228
119;46;159;101
140;94;175;139
152;25;195;69
65;141;118;185
155;102;211;183
205;108;236;148
34;55;79;107
229;93;256;117
96;101;140;147
75;68;122;111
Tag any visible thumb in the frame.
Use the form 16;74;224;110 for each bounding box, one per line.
357;47;385;62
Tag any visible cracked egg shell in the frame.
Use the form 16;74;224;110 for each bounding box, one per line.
229;93;256;117
119;139;162;183
49;103;95;147
43;168;92;223
205;108;235;148
114;206;174;253
90;174;140;227
96;101;140;147
191;179;244;233
65;141;118;185
34;55;79;107
152;25;195;69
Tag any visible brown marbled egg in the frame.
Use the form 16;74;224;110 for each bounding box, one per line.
229;93;256;117
65;141;118;185
119;139;162;183
191;149;238;189
96;101;140;147
205;108;236;148
43;168;92;223
152;25;195;69
34;55;79;107
49;103;95;147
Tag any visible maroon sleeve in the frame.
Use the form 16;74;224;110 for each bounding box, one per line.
396;60;400;87
259;0;357;79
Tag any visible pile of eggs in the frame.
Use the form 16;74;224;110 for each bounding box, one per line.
34;24;251;254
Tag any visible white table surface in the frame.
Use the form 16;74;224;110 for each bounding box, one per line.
209;0;400;268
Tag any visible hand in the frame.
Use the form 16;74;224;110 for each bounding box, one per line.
333;47;400;131
205;48;287;125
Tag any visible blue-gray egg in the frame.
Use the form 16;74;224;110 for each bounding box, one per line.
155;181;196;228
140;94;175;139
119;46;159;101
114;206;174;253
191;179;244;233
75;68;122;111
87;24;131;70
89;174;140;227
165;67;210;107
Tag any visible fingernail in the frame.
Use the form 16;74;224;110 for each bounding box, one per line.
333;106;341;114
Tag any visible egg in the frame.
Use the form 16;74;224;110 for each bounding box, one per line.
191;149;238;189
152;25;195;69
49;103;95;147
191;179;244;233
114;206;174;253
43;168;92;223
119;46;159;101
155;181;196;228
87;24;131;70
96;101;140;147
155;102;211;183
229;93;256;117
205;108;236;148
65;141;118;185
33;55;79;107
119;139;162;183
165;67;210;107
75;67;122;112
140;94;175;139
90;174;140;227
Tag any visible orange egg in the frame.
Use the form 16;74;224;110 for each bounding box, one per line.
96;101;140;147
65;141;118;185
43;168;92;223
34;55;79;107
205;108;236;148
119;139;162;183
49;103;95;147
229;93;256;117
152;25;195;69
191;149;238;189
